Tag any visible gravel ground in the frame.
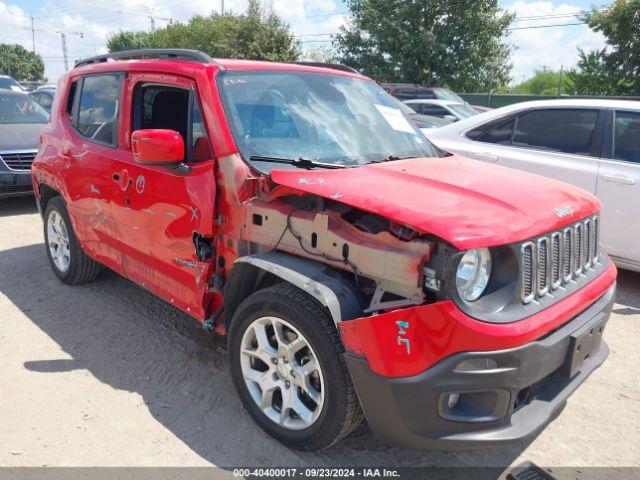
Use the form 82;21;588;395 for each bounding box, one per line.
1;196;639;472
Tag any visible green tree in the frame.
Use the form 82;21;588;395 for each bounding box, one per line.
333;0;513;91
566;49;631;95
572;0;640;95
107;0;300;62
512;67;574;95
0;44;45;81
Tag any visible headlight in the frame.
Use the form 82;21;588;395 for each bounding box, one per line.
456;248;492;301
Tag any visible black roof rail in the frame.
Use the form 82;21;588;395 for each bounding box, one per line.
294;62;359;74
74;49;224;70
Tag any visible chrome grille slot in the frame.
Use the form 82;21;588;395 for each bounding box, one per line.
0;151;37;170
521;242;536;304
550;232;562;289
574;223;583;277
584;219;592;268
520;215;600;304
593;216;599;263
537;237;550;296
563;228;573;282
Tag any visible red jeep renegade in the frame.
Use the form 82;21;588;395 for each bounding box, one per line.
32;49;616;450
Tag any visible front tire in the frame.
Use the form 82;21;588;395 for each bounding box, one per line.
229;283;363;450
44;197;101;284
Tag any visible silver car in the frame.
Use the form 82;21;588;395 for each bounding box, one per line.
425;99;640;272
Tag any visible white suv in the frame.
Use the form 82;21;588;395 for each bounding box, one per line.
425;99;640;272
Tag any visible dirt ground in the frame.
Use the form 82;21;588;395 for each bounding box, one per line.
1;196;639;472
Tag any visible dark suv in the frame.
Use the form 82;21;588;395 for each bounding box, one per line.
0;90;48;198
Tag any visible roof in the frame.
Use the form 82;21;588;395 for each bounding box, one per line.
71;50;365;80
492;98;640;110
428;98;640;139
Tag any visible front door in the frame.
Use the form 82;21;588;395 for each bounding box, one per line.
466;108;602;194
597;110;640;268
109;73;217;320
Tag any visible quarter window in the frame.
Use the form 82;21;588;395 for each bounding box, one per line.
477;118;515;145
512;109;599;156
77;74;122;146
614;111;640;164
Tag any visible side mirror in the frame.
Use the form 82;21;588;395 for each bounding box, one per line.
131;129;184;165
444;115;457;122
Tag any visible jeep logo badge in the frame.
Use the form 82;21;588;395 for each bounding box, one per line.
554;206;574;218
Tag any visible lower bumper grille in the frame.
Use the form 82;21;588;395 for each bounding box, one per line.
0;151;37;170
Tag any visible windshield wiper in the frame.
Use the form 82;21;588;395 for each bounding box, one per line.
368;154;417;164
249;155;349;170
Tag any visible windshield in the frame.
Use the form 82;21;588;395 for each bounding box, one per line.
0;93;49;124
448;103;479;119
216;71;438;169
434;88;465;104
0;77;25;92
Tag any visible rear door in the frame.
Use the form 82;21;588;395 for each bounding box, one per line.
108;72;217;320
596;109;640;267
465;108;602;193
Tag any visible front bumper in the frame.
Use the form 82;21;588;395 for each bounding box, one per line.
345;283;615;449
0;171;33;198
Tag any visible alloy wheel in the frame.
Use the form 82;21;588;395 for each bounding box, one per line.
240;316;325;430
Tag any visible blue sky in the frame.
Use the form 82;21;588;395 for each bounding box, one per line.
3;0;607;86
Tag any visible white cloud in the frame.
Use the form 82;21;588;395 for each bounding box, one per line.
504;0;606;84
0;0;347;83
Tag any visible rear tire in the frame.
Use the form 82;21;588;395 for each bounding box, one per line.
228;282;363;450
44;196;101;285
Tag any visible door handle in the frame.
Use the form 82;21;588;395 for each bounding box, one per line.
601;174;636;185
473;152;498;162
112;170;131;191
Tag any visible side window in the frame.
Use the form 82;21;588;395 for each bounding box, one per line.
77;74;122;145
477;118;515;145
613;111;640;164
512;109;599;156
191;99;213;162
39;93;53;109
133;84;212;163
420;105;449;118
394;89;415;100
66;81;78;117
415;91;436;99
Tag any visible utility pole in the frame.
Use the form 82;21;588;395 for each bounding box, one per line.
557;64;564;97
29;12;36;53
57;29;83;71
221;0;224;15
149;8;156;33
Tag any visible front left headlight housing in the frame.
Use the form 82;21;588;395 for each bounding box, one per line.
456;248;492;302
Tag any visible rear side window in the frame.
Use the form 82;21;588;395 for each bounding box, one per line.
77;74;123;146
512;109;599;156
419;104;449;118
66;81;78;116
477;118;515;145
614;111;640;164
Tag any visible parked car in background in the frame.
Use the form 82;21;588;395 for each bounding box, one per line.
382;83;465;103
29;88;55;113
0;90;49;198
426;99;640;272
0;75;27;92
32;49;616;451
404;99;479;122
393;98;451;132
